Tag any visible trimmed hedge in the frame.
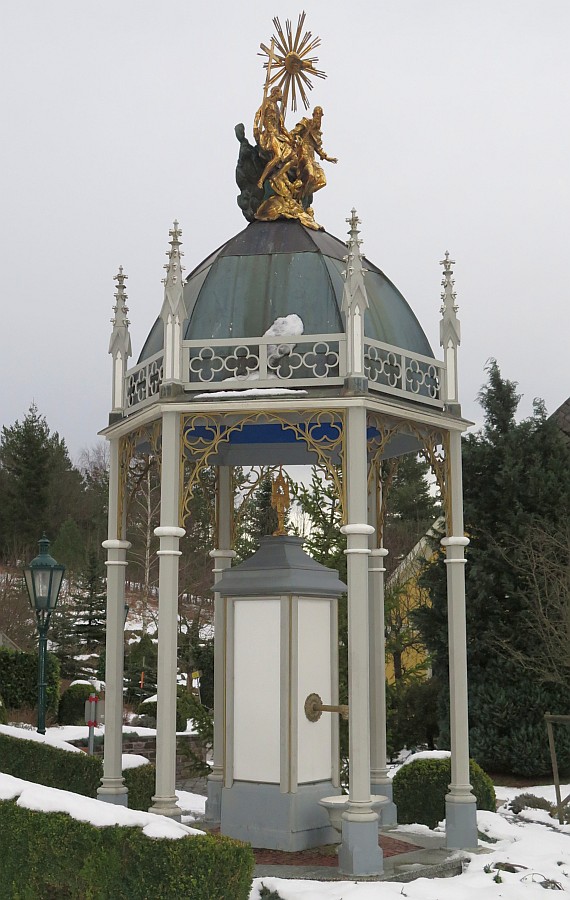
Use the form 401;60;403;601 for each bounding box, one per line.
0;732;155;811
0;647;60;713
57;683;95;725
137;699;188;733
0;695;7;725
393;756;496;829
0;800;254;899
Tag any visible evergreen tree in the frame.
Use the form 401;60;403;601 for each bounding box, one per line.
383;453;440;576
50;548;107;678
415;361;570;776
0;404;82;562
234;471;279;562
125;633;158;703
73;549;107;652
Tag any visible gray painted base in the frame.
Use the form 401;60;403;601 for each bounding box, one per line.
96;790;128;807
445;798;478;849
371;782;398;826
221;781;340;851
205;776;222;824
338;818;384;876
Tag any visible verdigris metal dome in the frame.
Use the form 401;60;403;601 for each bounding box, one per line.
138;219;433;363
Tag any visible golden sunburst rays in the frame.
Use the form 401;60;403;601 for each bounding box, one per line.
259;12;326;114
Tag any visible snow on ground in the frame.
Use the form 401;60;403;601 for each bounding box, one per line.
0;772;203;839
248;777;570;899
176;789;206;824
3;729;570;897
250;807;570;898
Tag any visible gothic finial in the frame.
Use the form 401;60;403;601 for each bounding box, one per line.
341;209;369;379
109;266;132;413
439;251;461;407
111;266;130;329
439;250;457;315
160;221;188;383
162;220;186;305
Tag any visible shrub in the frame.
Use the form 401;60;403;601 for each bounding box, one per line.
509;793;554;815
0;695;7;725
393;756;496;828
0;801;254;899
123;763;156;812
135;700;188;733
0;733;155;811
58;683;95;725
0;648;60;714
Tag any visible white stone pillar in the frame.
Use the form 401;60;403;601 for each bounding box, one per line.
150;411;185;819
369;547;396;824
98;437;130;805
338;404;383;876
367;467;396;824
443;428;478;848
205;466;235;824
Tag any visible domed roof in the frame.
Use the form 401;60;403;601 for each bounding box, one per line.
138;220;433;363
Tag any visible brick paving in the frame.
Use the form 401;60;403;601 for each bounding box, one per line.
248;834;422;867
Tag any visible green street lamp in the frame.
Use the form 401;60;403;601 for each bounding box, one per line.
23;536;65;735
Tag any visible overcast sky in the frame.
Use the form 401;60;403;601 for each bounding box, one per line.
2;1;568;460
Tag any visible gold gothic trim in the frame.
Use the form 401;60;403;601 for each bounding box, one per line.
366;412;452;537
117;420;162;538
180;410;346;527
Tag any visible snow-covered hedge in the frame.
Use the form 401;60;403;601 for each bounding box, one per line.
0;776;253;899
0;729;155;811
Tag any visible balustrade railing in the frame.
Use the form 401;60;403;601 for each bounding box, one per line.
122;334;445;412
364;338;444;406
125;351;164;410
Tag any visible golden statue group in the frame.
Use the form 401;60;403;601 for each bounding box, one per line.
235;13;336;231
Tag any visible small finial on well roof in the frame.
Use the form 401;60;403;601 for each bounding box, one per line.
439;251;461;407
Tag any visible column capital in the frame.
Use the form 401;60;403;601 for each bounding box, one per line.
154;525;185;539
441;536;469;548
102;539;132;551
341;523;375;536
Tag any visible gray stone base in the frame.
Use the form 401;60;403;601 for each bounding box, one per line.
96;789;128;807
338;818;384;876
445;798;478;849
205;776;222;824
221;781;340;851
371;782;397;826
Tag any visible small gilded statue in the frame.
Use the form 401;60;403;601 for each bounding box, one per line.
235;13;336;231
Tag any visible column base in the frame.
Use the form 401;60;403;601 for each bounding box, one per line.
371;781;397;826
221;781;340;851
204;774;223;825
338;817;383;876
149;795;182;821
445;796;478;849
97;778;128;807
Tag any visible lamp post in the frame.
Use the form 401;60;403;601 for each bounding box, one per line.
23;536;65;735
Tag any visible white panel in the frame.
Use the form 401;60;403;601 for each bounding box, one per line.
233;599;280;783
297;598;332;783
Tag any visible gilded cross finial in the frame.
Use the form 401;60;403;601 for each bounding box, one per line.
271;466;290;536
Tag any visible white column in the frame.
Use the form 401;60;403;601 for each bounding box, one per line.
443;428;478;848
206;467;235;824
367;468;396;824
338;404;383;876
369;548;396;824
150;411;185;819
98;437;130;805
